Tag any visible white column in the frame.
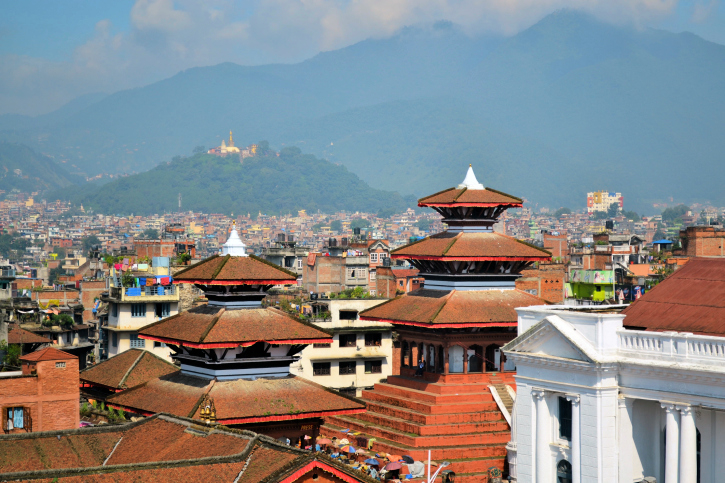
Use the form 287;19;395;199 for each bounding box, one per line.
566;394;581;483
679;405;697;483
618;397;634;483
533;389;549;483
661;403;680;483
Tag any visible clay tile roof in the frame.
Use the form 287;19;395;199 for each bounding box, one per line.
105;417;253;466
622;258;725;336
138;307;332;348
173;254;297;285
108;374;364;423
19;347;77;362
392;232;551;261
80;349;179;390
107;372;212;417
418;186;522;207
236;447;299;483
7;325;51;345
360;289;547;328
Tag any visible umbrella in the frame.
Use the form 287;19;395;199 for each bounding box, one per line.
424;460;439;467
317;438;332;445
340;445;356;453
304;435;311;440
365;458;380;466
339;438;350;445
384;462;403;471
387;454;403;462
356;449;368;455
401;455;414;464
341;429;350;433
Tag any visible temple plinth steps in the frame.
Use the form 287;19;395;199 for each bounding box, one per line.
351;411;508;436
321;373;513;482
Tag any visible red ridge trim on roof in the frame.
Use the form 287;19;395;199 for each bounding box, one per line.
280;461;361;483
358;316;518;329
390;255;550;261
138;335;332;348
217;408;365;425
173;279;297;285
419;202;523;208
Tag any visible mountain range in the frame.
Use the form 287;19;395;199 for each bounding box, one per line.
0;142;84;193
2;10;724;212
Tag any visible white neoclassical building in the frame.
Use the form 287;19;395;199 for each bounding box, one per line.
503;257;725;483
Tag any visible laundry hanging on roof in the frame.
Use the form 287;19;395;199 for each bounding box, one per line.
139;278;146;286
146;278;154;286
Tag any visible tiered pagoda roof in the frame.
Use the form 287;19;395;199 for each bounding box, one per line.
80;349;179;391
418;186;523;207
392;231;550;261
359;289;544;328
139;306;332;348
108;225;365;425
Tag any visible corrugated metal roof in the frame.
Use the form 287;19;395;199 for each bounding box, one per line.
622;258;725;335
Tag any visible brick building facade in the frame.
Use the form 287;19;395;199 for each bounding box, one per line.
515;263;566;304
1;348;79;433
133;240;175;259
679;225;725;257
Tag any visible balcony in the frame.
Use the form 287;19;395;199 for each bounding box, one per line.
618;330;725;367
105;285;179;302
0;268;15;278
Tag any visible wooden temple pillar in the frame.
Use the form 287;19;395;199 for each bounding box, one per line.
443;342;450;375
463;345;469;374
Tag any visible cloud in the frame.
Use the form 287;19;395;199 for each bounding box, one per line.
691;0;718;23
0;0;684;116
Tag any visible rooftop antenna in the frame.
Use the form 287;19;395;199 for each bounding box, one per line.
178;193;182;211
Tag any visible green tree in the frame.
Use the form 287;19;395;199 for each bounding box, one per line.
662;204;690;222
607;203;620;218
53;246;67;259
82;235;100;252
591;211;608;220
415;219;431;231
142;228;159;239
622;210;640;222
330;220;342;233
0;340;21;367
554;207;572;218
49;266;64;284
192;145;206;154
350;218;370;231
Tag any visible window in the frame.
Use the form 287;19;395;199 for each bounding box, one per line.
339;361;356;375
365;333;382;347
370;253;379;263
339;310;358;321
155;302;170;318
111;303;118;318
112;332;118;348
339;334;357;347
5;407;24;430
357;269;367;279
559;397;573;441
297;259;303;269
370;270;376;280
365;360;382;374
55;362;66;369
370;290;376;296
347;269;356;279
154;341;166;348
130;333;145;349
557;460;572;483
313;343;331;348
131;303;146;317
313;362;331;376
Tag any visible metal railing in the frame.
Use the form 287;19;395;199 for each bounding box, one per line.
124;285;177;297
0;269;15;278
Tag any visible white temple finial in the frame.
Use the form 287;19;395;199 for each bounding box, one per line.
458;164;484;190
221;221;248;256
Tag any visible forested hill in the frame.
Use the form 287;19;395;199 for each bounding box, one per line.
0;142;84;193
53;148;413;216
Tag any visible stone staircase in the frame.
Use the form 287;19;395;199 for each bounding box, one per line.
488;373;514;416
321;373;516;483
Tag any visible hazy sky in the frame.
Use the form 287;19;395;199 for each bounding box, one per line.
1;0;723;116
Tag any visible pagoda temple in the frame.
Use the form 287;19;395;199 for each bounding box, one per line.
321;166;551;482
107;225;365;444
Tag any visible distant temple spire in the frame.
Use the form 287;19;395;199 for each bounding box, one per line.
229;130;234;147
221;221;247;256
457;164;484;190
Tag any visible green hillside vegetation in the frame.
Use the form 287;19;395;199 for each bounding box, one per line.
3;12;725;211
55;148;413;216
0;142;83;193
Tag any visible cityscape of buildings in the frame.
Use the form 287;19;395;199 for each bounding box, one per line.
3;168;725;482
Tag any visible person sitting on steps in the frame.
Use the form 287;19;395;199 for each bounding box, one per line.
415;358;425;377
